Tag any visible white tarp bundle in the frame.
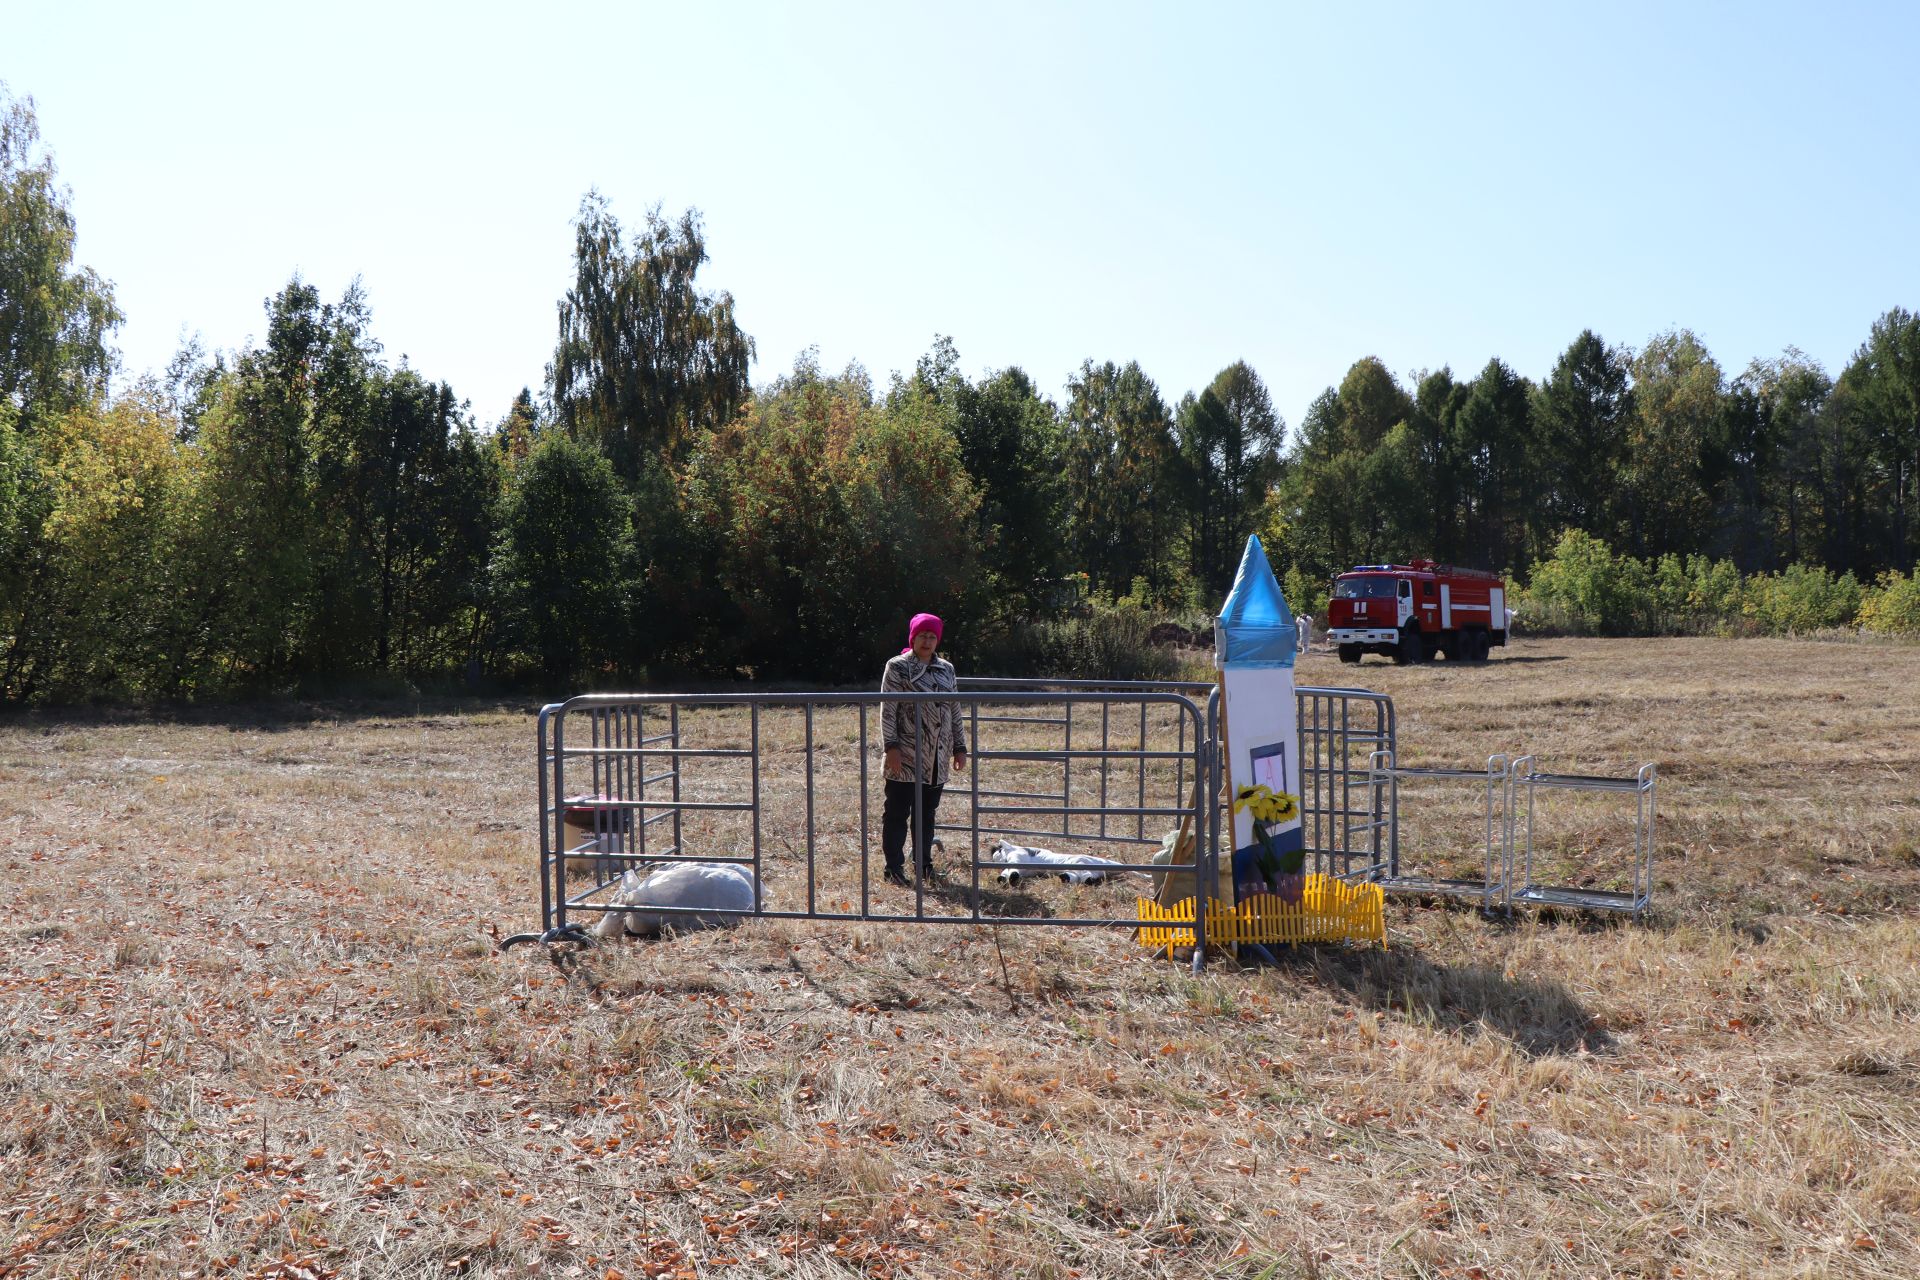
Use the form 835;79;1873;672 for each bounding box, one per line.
591;862;758;938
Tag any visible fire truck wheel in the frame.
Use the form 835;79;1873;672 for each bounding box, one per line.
1464;629;1489;662
1337;644;1361;664
1393;628;1425;665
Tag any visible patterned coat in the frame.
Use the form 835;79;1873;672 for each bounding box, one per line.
880;653;967;785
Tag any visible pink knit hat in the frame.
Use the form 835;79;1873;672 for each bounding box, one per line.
901;612;944;655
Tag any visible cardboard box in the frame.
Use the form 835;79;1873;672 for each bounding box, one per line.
561;795;631;862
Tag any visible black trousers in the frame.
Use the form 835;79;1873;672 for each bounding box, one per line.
882;778;944;873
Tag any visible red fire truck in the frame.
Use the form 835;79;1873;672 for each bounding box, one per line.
1325;560;1509;664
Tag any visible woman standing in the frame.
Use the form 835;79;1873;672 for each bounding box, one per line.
880;613;968;887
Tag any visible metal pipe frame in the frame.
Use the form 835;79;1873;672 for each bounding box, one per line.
1508;758;1658;917
538;687;1219;969
1364;750;1512;913
1295;687;1397;881
532;681;1411;965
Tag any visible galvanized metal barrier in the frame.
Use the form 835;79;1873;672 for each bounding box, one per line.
953;677;1216;856
533;688;1220;963
1508;757;1659;916
1358;751;1658;917
1365;750;1511;912
1296;686;1396;880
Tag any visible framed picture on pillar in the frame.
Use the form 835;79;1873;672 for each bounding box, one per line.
1251;741;1288;795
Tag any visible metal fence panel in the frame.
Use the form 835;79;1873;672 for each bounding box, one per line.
522;681;1437;963
1294;686;1396;880
536;688;1217;955
1509;758;1658;916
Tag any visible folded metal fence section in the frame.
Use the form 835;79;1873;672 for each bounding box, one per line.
1508;758;1659;917
1366;749;1513;913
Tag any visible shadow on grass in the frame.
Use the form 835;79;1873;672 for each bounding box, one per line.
878;878;1056;919
1263;943;1613;1057
1314;654;1568;671
0;688;536;732
950;882;1056;917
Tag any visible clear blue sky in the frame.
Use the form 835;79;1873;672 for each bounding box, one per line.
11;1;1918;435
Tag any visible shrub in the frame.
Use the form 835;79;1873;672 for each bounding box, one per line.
1742;563;1863;634
1521;530;1650;634
1649;553;1744;635
978;598;1185;681
491;433;634;682
1859;569;1920;636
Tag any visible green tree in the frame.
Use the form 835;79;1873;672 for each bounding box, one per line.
1277;388;1355;578
1277;359;1415;578
1452;357;1535;569
548;194;753;479
906;338;1067;617
179;280;378;684
679;355;981;678
492;432;633;682
497;387;540;469
1739;351;1845;569
164;279;500;690
1175;361;1285;597
0;398;51;697
0;397;35;568
0;84;121;434
323;369;498;674
1532;330;1631;539
7;389;195;699
1620;330;1723;558
1063;360;1182;599
1408;367;1469;559
1335;356;1413;452
1361;418;1429;562
1837;307;1920;568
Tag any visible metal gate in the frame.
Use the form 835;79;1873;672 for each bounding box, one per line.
534;688;1217;947
520;681;1407;967
1364;749;1511;912
1295;686;1396;879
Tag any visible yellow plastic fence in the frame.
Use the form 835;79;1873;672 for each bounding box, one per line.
1136;875;1387;953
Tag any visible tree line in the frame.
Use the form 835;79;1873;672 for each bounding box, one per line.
2;84;1917;702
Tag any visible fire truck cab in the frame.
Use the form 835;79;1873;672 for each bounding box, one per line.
1325;560;1508;665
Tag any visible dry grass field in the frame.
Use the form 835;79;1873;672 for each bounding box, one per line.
2;636;1917;1279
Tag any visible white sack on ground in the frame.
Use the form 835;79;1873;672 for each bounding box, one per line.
591;862;758;938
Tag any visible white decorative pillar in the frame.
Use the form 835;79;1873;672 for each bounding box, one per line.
1215;534;1304;900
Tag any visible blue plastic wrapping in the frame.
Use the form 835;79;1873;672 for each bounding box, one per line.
1216;534;1297;668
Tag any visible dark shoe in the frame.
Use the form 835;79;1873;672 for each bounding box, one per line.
882;867;911;888
918;863;942;883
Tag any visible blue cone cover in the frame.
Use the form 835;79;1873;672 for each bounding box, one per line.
1216;534;1297;668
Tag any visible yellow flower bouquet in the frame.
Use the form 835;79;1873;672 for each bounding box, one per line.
1231;782;1306;903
